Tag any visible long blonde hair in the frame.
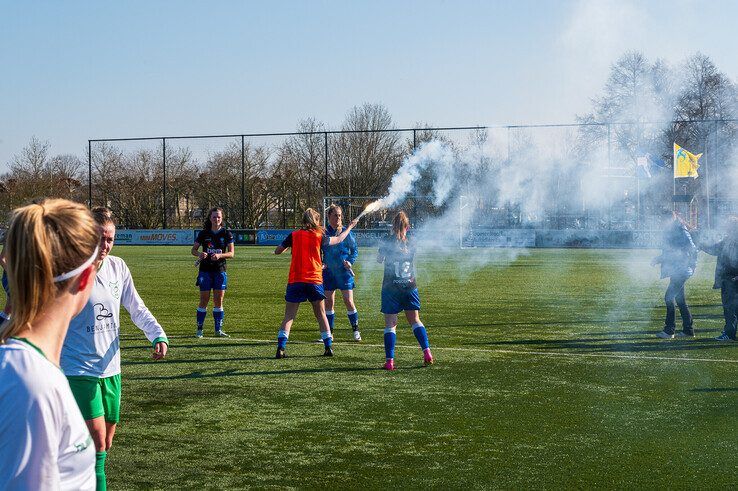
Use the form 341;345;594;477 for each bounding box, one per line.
302;208;324;233
0;199;99;342
392;211;410;244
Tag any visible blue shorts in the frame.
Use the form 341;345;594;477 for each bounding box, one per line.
197;271;228;291
1;271;8;297
381;288;421;314
323;268;354;292
285;282;325;303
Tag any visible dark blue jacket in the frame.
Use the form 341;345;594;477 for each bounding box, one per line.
700;239;738;289
322;225;358;274
655;222;697;279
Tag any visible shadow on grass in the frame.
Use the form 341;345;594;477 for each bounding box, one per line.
463;337;735;354
690;387;738;392
127;365;392;380
122;356;271;366
120;341;268;351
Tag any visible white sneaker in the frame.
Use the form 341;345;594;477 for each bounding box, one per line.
196;328;203;339
353;330;362;342
656;331;674;339
215;330;230;338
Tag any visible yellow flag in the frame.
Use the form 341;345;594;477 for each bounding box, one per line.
673;143;701;178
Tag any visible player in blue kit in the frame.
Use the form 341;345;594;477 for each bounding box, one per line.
322;204;362;341
191;207;235;338
377;211;434;371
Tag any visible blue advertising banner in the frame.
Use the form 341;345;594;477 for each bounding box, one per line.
256;229;292;246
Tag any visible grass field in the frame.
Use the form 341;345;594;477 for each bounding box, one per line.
109;246;738;489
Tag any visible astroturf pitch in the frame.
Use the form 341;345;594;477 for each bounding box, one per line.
109;246;737;489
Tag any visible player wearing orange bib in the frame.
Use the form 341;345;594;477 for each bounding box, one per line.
273;208;358;358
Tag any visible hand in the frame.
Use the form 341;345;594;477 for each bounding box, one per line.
210;253;220;261
343;260;352;270
348;218;359;228
152;342;168;360
199;252;209;260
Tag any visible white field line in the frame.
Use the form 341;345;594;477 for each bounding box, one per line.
178;335;738;365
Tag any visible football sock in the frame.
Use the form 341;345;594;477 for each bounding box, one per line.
412;323;430;350
196;308;206;328
326;310;335;331
321;330;333;349
347;309;359;330
213;307;224;331
384;327;397;359
277;330;289;350
95;451;107;491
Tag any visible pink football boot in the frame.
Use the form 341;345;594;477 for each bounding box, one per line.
423;348;434;366
384;358;395;371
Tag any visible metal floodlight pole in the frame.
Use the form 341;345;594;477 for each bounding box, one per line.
87;140;92;208
241;135;245;227
412;129;417;150
162;138;167;229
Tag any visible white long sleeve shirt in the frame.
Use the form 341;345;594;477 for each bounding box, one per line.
61;255;167;378
0;339;95;490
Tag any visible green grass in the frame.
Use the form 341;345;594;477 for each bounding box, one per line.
109;246;738;489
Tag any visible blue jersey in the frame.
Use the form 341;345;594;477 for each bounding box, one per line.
378;235;417;292
322;225;358;274
195;228;234;273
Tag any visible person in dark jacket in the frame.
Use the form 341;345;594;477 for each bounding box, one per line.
651;211;698;338
698;216;738;341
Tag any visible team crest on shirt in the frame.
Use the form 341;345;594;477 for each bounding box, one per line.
109;280;120;299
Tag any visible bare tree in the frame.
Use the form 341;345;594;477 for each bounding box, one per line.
331;103;404;202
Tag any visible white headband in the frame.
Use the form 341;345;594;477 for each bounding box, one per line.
53;246;99;283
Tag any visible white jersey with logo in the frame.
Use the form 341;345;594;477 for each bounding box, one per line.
0;339;95;490
61;255;167;378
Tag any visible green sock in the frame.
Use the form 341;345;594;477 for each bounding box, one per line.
95;451;107;491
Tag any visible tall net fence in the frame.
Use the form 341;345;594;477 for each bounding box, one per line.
86;120;737;231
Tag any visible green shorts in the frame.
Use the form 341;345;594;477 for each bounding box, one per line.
67;374;122;423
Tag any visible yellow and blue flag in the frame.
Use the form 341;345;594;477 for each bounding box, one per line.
673;143;701;178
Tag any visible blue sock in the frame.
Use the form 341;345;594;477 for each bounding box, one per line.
213;308;224;332
277;329;288;350
321;330;333;349
326;310;335;332
347;310;359;329
384;327;396;359
412;323;430;350
196;308;206;328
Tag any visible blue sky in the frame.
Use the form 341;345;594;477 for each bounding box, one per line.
1;0;736;170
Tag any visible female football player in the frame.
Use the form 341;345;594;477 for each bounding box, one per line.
62;207;169;490
0;199;98;489
192;207;235;337
322;204;361;341
377;211;434;370
274;208;358;358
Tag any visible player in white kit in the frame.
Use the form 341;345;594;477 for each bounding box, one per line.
62;207;169;490
0;198;99;490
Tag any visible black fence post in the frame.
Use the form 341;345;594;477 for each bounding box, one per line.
162;138;167;229
413;129;417;150
241;135;245;227
324;132;329;197
87;140;92;208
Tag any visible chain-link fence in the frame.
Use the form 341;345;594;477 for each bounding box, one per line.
88;119;738;231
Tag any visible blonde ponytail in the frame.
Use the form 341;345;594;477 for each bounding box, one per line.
0;199;99;342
